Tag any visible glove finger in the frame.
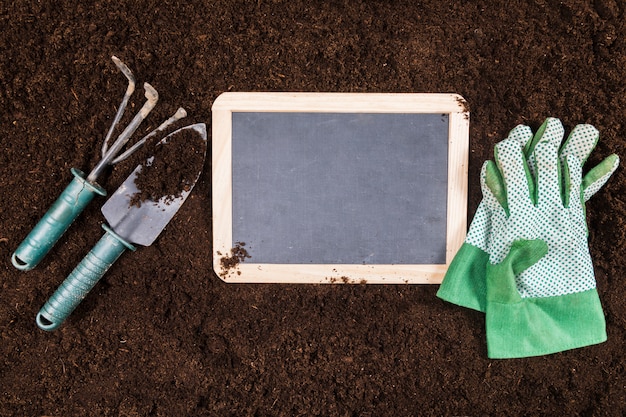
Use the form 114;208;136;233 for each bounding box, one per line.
534;130;563;207
483;160;508;215
494;138;535;209
583;154;620;202
507;124;535;177
560;124;599;165
563;153;583;210
525;118;565;176
480;161;502;210
508;124;534;148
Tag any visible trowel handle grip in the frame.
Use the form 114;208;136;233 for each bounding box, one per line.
11;168;106;270
36;224;136;331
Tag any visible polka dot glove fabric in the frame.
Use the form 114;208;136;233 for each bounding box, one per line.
482;123;619;358
485;130;594;297
437;118;619;313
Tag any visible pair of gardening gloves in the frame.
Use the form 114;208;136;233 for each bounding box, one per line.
437;118;620;359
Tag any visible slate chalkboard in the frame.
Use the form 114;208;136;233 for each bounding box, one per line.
212;93;469;284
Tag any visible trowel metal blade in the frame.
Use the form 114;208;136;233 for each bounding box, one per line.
101;123;207;246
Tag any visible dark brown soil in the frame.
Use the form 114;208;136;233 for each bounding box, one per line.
219;242;251;277
1;1;625;416
130;127;206;206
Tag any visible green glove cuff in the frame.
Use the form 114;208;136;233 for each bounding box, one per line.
486;288;607;359
437;243;489;312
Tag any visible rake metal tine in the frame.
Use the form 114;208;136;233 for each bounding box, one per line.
87;82;158;183
111;107;188;164
102;56;136;158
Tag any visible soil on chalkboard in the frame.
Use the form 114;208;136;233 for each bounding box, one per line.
1;1;625;416
130;127;206;207
218;242;251;277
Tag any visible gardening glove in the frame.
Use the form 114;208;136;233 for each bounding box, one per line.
437;118;619;312
483;129;619;358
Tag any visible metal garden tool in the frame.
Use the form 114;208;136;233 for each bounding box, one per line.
11;56;186;271
36;123;207;331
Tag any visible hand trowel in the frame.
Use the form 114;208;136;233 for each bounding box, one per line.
36;123;207;331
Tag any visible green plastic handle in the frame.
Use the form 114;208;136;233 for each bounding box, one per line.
12;168;106;270
36;224;136;331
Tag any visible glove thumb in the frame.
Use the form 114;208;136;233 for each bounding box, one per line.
582;154;620;202
486;239;548;304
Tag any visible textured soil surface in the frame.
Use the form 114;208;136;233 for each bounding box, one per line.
130;126;206;206
1;1;625;415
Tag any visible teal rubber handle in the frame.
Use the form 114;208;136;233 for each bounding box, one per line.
12;168;106;270
36;224;136;331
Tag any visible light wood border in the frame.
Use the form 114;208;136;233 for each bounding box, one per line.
212;92;469;284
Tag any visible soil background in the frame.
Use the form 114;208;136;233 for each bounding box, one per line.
1;1;625;416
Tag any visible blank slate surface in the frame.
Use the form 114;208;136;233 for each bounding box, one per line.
212;93;469;284
232;112;449;264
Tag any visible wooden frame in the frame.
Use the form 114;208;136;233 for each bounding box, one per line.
212;92;469;284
